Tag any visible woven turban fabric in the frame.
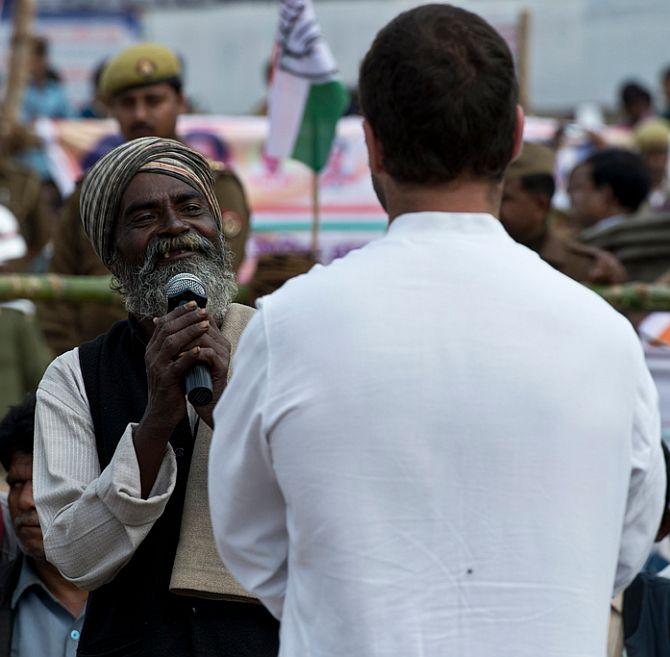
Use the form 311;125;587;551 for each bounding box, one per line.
80;136;220;267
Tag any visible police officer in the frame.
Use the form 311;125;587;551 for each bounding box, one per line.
500;142;627;285
40;43;250;355
0;150;49;268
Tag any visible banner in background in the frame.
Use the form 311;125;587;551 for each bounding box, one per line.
40;115;387;264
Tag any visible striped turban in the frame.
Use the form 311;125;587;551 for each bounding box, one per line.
80;137;220;267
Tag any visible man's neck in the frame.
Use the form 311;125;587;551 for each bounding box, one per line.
385;179;502;224
29;556;87;618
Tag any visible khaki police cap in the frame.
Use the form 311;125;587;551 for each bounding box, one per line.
506;141;556;181
99;43;182;99
634;118;670;152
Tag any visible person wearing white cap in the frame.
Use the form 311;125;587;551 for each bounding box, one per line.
0;203;51;420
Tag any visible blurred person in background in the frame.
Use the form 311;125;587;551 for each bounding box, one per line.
79;60;108;119
0;205;51;421
620;81;654;129
0;135;50;270
21;36;73;125
19;36;73;184
660;66;670;122
568;148;651;235
0;394;87;657
634;118;670;213
40;42;251;356
500;141;626;284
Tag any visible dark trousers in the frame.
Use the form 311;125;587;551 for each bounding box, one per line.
78;598;279;657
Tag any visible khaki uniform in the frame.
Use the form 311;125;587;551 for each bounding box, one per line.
38;165;250;356
534;224;627;285
0;306;52;419
0;158;50;260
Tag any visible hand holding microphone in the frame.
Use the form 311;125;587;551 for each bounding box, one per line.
140;274;231;435
166;273;214;406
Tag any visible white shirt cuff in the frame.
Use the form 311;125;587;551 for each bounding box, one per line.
95;423;177;527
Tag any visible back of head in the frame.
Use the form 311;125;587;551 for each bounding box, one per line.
358;3;518;185
0;393;36;471
621;81;652;110
585;148;651;214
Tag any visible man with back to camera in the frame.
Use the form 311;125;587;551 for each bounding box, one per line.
208;5;666;656
32;138;278;656
39;42;251;356
500;141;627;284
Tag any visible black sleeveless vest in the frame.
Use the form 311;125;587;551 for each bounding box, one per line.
76;319;279;657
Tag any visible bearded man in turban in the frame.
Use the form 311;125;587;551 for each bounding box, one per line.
31;138;279;657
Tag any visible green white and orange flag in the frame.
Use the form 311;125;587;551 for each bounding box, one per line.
266;0;349;173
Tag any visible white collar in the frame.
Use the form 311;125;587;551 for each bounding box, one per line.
387;211;509;239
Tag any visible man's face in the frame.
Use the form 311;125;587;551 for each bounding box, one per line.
499;178;548;244
567;164;610;228
108;82;185;141
29;51;47;81
111;171;235;321
6;451;44;560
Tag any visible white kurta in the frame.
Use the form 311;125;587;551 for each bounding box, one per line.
209;212;665;657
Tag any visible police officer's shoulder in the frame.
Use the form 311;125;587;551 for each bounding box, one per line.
209;159;238;180
563;239;602;261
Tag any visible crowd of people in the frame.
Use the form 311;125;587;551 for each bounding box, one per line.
0;3;669;656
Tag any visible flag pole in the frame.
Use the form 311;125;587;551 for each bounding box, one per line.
310;170;320;259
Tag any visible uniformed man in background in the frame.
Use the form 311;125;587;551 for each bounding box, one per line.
39;43;250;355
0;142;50;269
500;142;627;285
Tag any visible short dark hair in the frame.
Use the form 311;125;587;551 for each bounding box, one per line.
519;174;556;200
32;36;48;58
583;148;651;213
620;81;652;109
359;3;519;185
0;393;36;471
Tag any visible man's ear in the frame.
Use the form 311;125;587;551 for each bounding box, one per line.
600;184;619;214
531;192;552;218
177;92;188;115
510;105;526;162
363;119;384;175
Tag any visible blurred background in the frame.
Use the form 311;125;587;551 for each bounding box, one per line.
0;0;667;117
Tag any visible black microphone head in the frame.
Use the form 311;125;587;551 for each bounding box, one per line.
166;273;207;310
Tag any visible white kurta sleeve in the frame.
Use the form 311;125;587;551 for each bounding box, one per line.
614;349;667;593
209;310;288;619
33;349;177;591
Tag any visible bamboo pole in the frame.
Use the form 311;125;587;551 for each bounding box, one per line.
590;283;670;312
0;274;250;306
517;8;531;111
0;274;120;303
0;0;36;137
310;171;320;260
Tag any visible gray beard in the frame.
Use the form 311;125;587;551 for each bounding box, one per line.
109;232;237;324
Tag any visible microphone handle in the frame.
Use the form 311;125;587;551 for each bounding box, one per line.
185;363;213;406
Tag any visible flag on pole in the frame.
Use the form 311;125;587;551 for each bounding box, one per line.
266;0;349;173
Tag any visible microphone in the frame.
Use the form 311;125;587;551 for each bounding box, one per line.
165;273;213;407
